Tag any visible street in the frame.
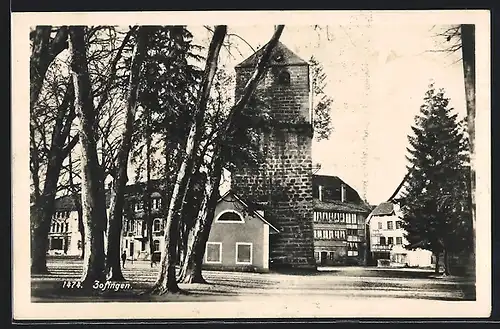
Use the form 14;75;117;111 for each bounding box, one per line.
31;257;475;303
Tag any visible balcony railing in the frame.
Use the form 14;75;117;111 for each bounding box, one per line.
371;244;393;251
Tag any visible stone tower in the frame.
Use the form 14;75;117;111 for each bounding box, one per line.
232;41;316;269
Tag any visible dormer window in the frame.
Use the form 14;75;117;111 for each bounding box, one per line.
278;71;291;85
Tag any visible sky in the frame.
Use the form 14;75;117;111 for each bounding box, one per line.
188;24;466;205
40;22;466;206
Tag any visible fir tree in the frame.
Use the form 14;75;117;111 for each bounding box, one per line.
310;56;333;141
398;83;471;275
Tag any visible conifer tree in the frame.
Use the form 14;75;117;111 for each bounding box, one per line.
310;55;333;141
398;83;471;275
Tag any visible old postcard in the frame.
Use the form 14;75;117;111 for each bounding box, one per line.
12;10;491;320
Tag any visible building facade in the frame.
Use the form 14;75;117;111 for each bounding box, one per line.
367;201;432;267
311;175;371;266
230;41;316;269
48;181;168;261
47;208;81;256
203;190;279;272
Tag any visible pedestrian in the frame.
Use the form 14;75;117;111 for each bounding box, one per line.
121;251;127;268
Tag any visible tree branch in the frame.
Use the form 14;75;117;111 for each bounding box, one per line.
95;26;138;113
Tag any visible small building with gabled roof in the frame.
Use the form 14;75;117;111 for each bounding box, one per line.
203;190;279;272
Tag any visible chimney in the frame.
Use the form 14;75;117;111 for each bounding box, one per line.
318;185;323;201
341;184;346;202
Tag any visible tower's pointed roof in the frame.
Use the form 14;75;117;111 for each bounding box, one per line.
235;41;308;68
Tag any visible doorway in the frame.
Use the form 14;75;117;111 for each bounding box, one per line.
320;251;328;265
130;242;135;258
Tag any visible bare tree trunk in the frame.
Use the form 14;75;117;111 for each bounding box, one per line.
146;109;154;267
68;26;107;287
68;149;85;259
443;249;450;276
461;24;476;280
31;170;62;274
105;27;148;281
31;85;77;274
177;155;207;270
434;251;440;274
150;26;227;295
179;155;223;283
75;197;84;259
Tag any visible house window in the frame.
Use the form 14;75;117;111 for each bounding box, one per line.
125;240;128;248
152;198;162;210
277;71;291;85
236;242;253;264
380;236;386;245
135;201;144;212
153;240;160;252
378;222;382;229
388;237;394;245
347;242;359;256
387;221;394;230
153;218;162;232
396;221;402;229
136;221;142;235
216;210;244;223
52;238;63;250
205;242;222;263
77;240;82;250
65;222;69;232
396;237;403;245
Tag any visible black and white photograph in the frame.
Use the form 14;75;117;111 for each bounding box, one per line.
11;10;491;320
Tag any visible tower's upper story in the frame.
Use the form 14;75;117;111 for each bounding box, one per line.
235;41;311;125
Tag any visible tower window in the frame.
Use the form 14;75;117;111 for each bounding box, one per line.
277;71;291;85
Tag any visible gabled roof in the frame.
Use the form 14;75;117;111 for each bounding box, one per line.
235;41;308;68
313;199;372;214
312;174;370;208
370;202;395;217
218;190;280;233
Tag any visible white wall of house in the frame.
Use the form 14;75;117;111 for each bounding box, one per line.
47;209;82;256
368;204;432;268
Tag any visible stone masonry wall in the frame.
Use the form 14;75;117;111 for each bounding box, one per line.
232;64;316;269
